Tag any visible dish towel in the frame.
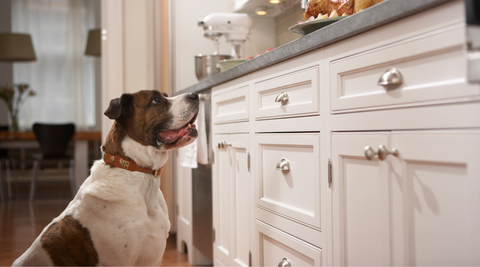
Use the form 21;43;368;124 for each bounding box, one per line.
196;98;209;165
180;141;197;168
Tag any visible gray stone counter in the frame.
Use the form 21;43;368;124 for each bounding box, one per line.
177;0;453;95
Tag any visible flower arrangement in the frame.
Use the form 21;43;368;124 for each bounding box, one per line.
0;83;36;131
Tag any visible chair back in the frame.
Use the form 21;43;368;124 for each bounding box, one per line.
0;125;8;158
33;123;75;158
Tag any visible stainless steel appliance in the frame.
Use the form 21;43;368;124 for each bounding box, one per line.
466;0;480;82
195;54;231;81
192;93;213;262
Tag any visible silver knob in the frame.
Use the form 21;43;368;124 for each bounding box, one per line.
364;146;377;160
217;141;231;148
378;68;403;87
377;145;399;161
278;258;291;267
276;159;290;171
275;92;289;104
364;145;399;161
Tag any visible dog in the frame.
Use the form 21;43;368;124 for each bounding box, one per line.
13;90;199;266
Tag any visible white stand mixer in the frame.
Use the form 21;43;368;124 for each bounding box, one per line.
198;13;253;59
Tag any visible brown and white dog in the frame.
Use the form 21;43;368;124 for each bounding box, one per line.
13;90;199;266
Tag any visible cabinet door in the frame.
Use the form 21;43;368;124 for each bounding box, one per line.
212;134;250;267
230;135;250;267
213;134;233;266
331;133;392;266
391;132;480;266
255;134;321;228
256;220;322;267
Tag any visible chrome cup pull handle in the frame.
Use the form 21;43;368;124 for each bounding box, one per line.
278;258;291;267
275;159;290;171
365;145;399;161
275;92;289;104
378;68;403;87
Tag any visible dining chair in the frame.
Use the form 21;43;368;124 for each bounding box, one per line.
30;123;76;201
0;125;16;201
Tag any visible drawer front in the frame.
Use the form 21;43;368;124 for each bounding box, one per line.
256;220;322;267
255;134;320;228
213;84;249;124
254;66;319;120
330;24;480;113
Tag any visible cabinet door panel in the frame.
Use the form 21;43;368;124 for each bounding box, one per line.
213;85;249;124
256;134;321;228
331;133;391;266
391;132;480;266
254;66;319;120
256;220;322;267
330;25;479;113
231;135;250;267
213;134;233;266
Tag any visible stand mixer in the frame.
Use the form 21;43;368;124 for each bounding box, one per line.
198;13;253;59
195;13;253;81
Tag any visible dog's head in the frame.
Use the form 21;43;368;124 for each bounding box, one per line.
103;90;199;158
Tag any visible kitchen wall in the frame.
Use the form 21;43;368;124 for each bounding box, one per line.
0;0;12;126
275;3;303;47
171;0;276;93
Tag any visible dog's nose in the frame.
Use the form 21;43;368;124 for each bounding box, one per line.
188;93;199;101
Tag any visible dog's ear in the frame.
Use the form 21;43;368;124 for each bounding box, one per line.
104;94;133;121
161;92;168;97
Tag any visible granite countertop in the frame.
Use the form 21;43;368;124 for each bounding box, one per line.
177;0;453;95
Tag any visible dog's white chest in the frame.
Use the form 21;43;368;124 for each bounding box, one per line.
69;163;171;265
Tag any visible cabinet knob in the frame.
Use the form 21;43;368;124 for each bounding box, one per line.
276;159;290;171
217;141;232;149
364;145;399;161
378;68;403;87
278;258;291;267
275;92;289;104
377;145;399;160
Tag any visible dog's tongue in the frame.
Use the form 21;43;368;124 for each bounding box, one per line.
158;124;196;143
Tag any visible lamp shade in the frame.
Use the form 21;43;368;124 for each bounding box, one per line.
85;29;101;56
0;33;36;62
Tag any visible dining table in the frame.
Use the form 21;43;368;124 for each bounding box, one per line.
0;130;101;191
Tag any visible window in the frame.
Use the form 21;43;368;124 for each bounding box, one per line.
12;0;99;130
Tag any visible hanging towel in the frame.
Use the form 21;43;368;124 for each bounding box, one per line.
180;140;198;169
196;98;209;165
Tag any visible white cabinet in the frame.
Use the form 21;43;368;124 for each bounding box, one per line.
256;220;322;267
255;134;321;229
210;1;480;266
331;132;480;266
212;134;251;267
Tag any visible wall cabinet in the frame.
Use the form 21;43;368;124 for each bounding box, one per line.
211;1;480;266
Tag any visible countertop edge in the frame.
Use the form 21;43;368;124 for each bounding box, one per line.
176;0;454;95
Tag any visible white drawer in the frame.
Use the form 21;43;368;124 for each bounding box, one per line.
330;24;480;113
254;66;319;120
212;83;249;124
255;134;321;228
256;220;322;267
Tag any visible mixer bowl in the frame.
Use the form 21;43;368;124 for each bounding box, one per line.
195;54;231;81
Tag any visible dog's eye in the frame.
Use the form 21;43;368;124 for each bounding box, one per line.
152;97;159;104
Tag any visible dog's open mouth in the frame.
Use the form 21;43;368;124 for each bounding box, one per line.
158;123;197;144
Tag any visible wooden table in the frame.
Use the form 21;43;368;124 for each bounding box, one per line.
0;131;101;190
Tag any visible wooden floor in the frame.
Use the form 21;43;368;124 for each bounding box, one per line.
0;182;192;266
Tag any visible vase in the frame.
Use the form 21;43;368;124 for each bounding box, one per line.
8;110;19;132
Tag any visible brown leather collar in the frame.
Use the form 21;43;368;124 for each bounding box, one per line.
103;152;163;178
